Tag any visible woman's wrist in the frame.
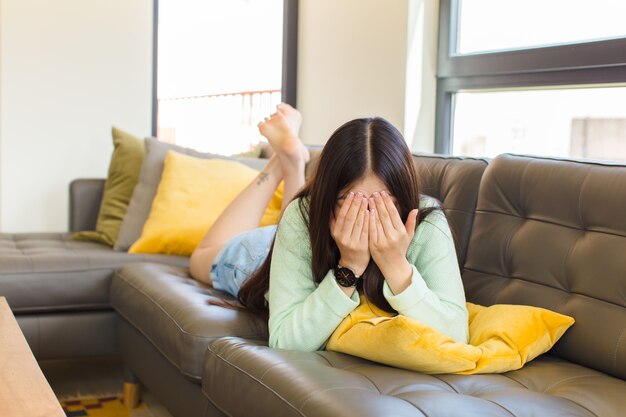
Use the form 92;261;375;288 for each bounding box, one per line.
337;258;367;276
380;259;413;295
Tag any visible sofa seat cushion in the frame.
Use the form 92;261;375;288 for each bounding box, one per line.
110;263;267;382
0;233;187;313
205;337;626;417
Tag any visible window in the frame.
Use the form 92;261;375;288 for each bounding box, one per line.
453;87;626;159
436;0;626;161
153;0;298;155
457;0;626;54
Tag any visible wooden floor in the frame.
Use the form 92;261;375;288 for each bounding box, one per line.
39;355;173;417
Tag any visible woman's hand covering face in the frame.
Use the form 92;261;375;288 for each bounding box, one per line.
368;191;419;273
330;192;370;275
330;188;418;286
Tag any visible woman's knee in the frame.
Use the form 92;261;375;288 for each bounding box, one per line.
189;246;221;285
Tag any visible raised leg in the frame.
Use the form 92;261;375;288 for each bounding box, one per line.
189;103;308;285
189;156;283;284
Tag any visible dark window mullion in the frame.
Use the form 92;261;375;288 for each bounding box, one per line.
434;85;453;154
436;0;454;77
281;0;298;107
441;66;626;92
152;0;159;137
440;37;626;78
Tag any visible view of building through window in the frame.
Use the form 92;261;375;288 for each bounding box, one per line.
157;0;283;155
452;87;626;161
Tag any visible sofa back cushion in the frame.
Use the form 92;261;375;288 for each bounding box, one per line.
69;179;105;232
114;138;269;251
463;154;626;380
412;154;489;268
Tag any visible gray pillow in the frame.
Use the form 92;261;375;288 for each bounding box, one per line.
114;138;268;251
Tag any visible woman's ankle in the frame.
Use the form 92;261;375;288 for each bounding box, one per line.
278;154;306;179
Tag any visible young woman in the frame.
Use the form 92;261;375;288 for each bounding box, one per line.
190;104;469;352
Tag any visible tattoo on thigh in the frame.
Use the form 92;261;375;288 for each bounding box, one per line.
257;172;269;186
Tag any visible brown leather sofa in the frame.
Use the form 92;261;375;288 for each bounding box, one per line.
202;154;626;417
109;152;487;417
1;152;625;417
0;179;187;359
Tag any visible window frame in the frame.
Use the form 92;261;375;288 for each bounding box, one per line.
151;0;299;137
435;0;626;154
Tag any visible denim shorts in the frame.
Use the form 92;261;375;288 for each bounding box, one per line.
210;225;278;297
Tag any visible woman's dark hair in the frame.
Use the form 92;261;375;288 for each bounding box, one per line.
237;117;437;318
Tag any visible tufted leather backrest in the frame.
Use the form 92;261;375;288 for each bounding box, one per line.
463;154;626;380
412;154;489;268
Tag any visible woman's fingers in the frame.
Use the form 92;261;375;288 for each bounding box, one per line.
369;202;378;246
369;199;386;244
366;191;419;271
405;209;419;240
381;191;404;231
344;192;363;232
361;209;370;242
350;197;368;240
373;192;393;236
375;207;385;244
333;192;354;232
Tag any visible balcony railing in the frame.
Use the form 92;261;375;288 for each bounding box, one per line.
157;89;282;155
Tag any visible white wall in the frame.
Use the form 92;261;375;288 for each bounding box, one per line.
0;0;153;232
405;0;439;152
297;0;410;145
0;0;438;232
296;0;439;150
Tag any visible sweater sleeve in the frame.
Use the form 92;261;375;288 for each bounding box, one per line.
268;200;359;351
382;209;469;343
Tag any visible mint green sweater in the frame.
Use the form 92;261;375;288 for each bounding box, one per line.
266;197;469;351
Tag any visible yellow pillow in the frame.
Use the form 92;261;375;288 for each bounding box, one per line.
326;296;575;375
129;151;283;256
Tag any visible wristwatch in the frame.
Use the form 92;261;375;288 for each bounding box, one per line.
334;265;360;287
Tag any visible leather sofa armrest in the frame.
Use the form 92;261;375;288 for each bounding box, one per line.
69;179;105;232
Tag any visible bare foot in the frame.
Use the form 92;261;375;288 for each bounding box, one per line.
276;102;302;136
258;109;310;165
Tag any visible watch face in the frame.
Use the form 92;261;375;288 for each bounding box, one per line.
335;267;357;287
